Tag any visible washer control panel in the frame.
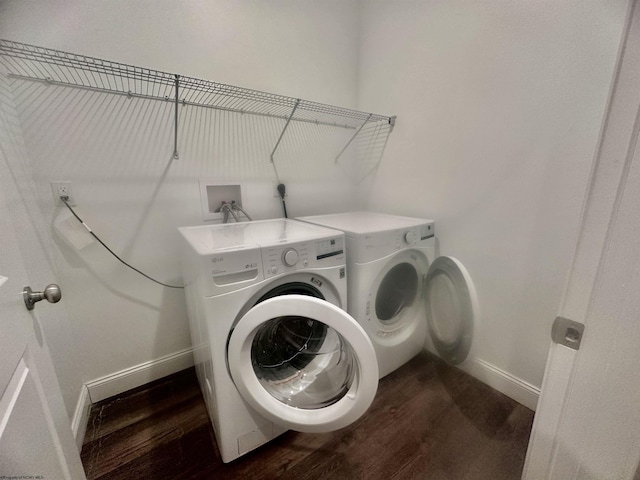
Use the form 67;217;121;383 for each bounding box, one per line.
282;248;299;267
263;236;345;278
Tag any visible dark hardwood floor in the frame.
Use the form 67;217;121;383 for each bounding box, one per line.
81;351;534;479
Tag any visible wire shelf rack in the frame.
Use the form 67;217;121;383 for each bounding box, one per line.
0;39;394;175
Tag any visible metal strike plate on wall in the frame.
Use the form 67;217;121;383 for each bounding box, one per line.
552;316;585;351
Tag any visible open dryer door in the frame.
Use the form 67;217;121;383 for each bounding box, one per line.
228;295;378;433
424;256;479;365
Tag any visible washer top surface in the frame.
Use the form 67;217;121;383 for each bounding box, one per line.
297;211;434;235
178;218;342;255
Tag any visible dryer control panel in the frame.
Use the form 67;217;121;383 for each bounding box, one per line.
263;236;345;278
400;223;434;245
349;221;435;264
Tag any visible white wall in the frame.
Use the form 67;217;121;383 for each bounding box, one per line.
356;1;628;391
0;0;359;106
0;0;365;408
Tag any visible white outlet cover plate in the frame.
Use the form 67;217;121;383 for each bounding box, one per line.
51;181;75;205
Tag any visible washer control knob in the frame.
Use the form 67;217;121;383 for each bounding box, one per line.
282;248;299;267
404;230;419;244
270;266;279;274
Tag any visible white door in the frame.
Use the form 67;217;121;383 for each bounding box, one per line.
0;90;86;477
228;294;379;432
522;1;640;478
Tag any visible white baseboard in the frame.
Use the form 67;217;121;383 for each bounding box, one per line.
461;357;540;411
71;384;91;451
85;348;194;404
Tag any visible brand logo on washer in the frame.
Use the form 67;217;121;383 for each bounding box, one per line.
310;277;323;287
211;257;224;263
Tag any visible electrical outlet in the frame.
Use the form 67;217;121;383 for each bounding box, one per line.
51;181;75;206
273;184;288;198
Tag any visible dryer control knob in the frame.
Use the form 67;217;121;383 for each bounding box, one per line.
282;248;299;267
404;230;419;244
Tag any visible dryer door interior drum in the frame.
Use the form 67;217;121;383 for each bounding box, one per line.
424;256;479;365
370;250;429;335
228;295;378;433
375;262;419;322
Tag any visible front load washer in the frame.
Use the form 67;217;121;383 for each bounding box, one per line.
178;219;378;463
296;212;479;378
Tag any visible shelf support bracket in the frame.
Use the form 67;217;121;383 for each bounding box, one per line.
173;74;180;160
334;114;372;164
270;98;300;182
389;115;397;133
270;98;300;163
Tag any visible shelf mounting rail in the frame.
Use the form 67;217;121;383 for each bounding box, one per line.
0;39;395;170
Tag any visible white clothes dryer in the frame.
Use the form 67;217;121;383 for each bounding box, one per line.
178;219;378;463
296;212;479;379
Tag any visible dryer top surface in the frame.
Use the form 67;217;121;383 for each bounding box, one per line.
178;219;343;255
297;212;434;235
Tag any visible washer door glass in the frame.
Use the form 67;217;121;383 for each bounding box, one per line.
424;256;479;365
251;314;354;409
228;295;378;432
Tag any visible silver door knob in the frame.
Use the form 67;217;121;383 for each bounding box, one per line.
23;284;62;311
